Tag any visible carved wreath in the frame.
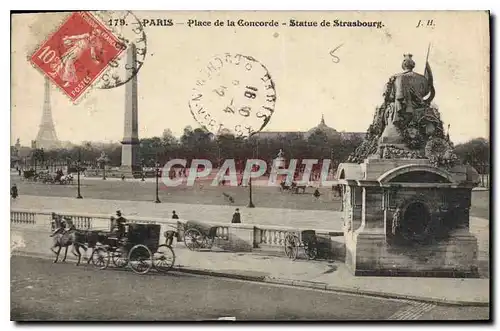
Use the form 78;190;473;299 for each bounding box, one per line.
425;137;458;168
402;123;425;149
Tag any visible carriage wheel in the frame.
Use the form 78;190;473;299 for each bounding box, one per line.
128;244;152;275
284;233;299;260
153;244;176;273
304;243;318;260
112;246;128;268
92;247;110;270
184;228;203;251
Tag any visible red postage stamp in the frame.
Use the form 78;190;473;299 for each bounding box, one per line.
30;11;125;103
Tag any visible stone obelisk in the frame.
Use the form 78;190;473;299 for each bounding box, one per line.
120;43;140;177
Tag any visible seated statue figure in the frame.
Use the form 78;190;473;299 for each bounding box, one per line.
379;54;434;146
383;54;433;124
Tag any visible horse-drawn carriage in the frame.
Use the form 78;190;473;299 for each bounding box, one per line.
279;181;307;194
59;174;74;185
22;169;37;181
25;169;73;184
182;220;219;251
41;171;73;184
91;223;176;275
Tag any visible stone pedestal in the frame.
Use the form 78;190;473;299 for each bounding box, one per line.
346;229;478;277
119;165;142;178
338;159;479;278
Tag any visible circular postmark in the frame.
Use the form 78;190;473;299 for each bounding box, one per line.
189;53;277;138
93;10;147;89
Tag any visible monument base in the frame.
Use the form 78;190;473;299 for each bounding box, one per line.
119;165;142;179
345;230;479;278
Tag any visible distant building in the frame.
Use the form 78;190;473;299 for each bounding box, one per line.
10;139;32;169
253;115;366;141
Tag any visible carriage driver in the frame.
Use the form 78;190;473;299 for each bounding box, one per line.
110;210;128;241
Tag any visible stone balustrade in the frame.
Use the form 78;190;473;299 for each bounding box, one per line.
11;211;36;225
259;228;289;246
10;209;342;255
215;226;230;240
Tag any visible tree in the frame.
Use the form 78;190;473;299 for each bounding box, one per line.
454;138;490;174
162;129;178;146
307;129;342;160
140;137;163;164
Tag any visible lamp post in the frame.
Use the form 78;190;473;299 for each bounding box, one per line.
76;149;83;199
247;176;255;208
155;161;161;203
331;148;335;179
97;152;109;180
141;158;145;181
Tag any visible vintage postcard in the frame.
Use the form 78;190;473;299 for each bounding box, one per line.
10;11;490;321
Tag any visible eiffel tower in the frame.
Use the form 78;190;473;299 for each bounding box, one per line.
35;77;60;149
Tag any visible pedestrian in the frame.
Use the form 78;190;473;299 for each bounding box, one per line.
313;188;321;200
231;208;241;224
11;184;18;199
172;211;179;219
18;168;21;176
121;174;125;181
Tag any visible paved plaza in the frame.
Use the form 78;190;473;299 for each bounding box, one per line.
12;256;489;320
11;173;341;212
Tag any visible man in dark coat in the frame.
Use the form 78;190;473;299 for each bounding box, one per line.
172;211;179;219
114;210;127;240
11;184;18;199
231;208;241;224
313;188;321;199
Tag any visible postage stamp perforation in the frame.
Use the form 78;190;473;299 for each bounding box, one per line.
75;12;127;101
92;10;148;90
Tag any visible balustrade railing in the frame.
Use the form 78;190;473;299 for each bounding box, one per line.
259;229;291;246
69;215;92;230
215;226;229;240
11;209;340;252
10;211;36;225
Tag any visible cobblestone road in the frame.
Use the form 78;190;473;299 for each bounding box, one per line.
11;256;489;321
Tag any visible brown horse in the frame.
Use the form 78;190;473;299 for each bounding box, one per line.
50;229;87;265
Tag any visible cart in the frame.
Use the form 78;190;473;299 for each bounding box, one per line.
183;220;219;251
284;230;319;260
91;223;176;275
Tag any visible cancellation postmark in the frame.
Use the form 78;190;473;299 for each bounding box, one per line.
29;11;125;103
93;11;148;89
189;53;277;137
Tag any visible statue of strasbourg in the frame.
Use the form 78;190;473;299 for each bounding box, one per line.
348;51;458;168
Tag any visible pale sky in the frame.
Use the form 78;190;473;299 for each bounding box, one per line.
11;11;489;146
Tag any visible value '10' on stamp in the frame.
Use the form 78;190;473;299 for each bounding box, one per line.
30;11;125;103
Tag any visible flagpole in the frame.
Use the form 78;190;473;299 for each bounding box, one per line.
423;42;435;104
425;43;432;64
